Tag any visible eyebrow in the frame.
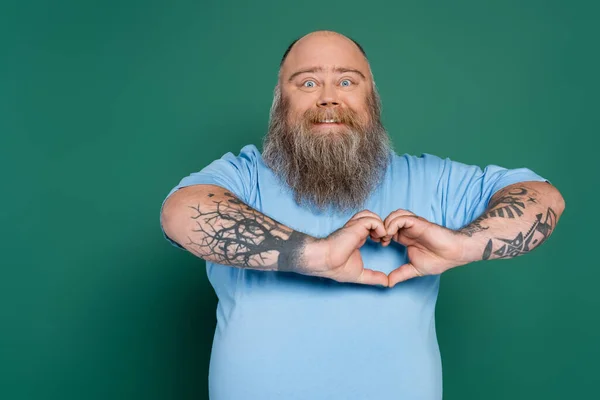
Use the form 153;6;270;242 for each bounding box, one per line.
287;66;367;82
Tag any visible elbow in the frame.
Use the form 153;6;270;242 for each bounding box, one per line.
160;192;183;244
556;191;566;216
160;185;214;246
547;183;566;217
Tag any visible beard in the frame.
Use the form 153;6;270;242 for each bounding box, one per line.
262;86;392;213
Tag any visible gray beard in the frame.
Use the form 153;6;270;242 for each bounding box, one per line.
262;86;392;213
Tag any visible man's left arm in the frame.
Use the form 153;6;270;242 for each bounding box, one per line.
382;180;566;286
457;181;565;262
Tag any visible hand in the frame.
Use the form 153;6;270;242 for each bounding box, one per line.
381;209;468;287
306;210;389;286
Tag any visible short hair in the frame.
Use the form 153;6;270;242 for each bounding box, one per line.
279;35;368;68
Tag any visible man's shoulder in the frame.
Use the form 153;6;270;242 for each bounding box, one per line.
232;143;262;159
391;151;447;170
210;144;265;169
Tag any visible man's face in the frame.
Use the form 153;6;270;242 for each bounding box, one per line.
263;33;391;213
279;34;373;136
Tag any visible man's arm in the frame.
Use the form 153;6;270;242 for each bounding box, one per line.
161;184;314;273
160;184;390;286
457;181;566;261
382;180;566;286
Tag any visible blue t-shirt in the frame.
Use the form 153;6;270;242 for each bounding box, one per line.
161;144;546;400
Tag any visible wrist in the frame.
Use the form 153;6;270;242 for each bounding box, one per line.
302;236;329;274
454;230;488;266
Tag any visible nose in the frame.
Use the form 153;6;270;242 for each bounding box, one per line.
317;85;340;108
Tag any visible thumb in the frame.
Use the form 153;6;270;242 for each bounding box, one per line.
388;263;423;287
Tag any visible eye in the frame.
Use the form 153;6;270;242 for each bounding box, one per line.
303;80;317;88
340;79;353;87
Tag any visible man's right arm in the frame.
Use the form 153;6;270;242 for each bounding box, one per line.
161;184;323;273
160;184;389;286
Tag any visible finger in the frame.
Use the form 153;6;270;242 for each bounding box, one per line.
354;212;385;241
379;234;393;246
359;216;387;239
357;268;389;287
389;263;423;287
385;215;419;237
383;209;416;225
370;227;386;242
348;215;387;240
349;209;382;222
384;213;417;231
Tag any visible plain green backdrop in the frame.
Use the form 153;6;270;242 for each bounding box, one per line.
1;0;598;399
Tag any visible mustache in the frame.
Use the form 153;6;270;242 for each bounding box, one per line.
300;107;363;126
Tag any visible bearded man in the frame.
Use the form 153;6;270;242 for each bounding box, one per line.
160;30;565;400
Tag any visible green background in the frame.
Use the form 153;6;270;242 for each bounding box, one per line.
1;0;597;399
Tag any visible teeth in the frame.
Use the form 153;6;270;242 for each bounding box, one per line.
320;119;338;123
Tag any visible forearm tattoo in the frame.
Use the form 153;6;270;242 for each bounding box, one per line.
459;187;533;237
482;208;556;260
185;191;309;271
458;186;557;260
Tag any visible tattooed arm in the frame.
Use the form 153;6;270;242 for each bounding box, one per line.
160;184;390;286
457;181;566;261
382;181;566;286
161;184;311;272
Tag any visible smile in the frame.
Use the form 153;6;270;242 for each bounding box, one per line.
314;120;343;125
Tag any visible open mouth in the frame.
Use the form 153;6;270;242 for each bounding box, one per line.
314;119;344;125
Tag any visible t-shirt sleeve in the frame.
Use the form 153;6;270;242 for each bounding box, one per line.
159;144;261;248
431;155;548;229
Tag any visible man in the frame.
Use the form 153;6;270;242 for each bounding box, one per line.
160;30;565;400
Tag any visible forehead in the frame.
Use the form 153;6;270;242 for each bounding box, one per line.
280;34;370;80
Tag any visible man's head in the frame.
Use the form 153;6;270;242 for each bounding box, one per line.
263;30;392;213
